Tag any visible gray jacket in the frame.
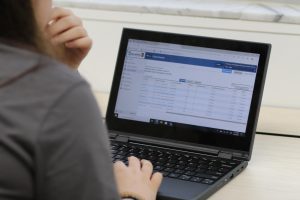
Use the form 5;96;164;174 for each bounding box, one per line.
0;43;119;200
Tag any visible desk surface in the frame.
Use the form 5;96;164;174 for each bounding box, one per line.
210;133;300;200
94;91;300;200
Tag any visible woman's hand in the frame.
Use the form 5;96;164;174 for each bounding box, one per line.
114;156;163;200
46;7;92;69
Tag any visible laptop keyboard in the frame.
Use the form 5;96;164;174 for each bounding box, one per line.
111;141;240;185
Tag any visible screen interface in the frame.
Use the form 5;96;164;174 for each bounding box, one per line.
114;39;260;137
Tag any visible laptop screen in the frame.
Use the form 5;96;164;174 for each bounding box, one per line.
114;39;260;137
106;28;271;153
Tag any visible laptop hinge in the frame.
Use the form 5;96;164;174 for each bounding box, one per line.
115;135;129;143
218;151;233;160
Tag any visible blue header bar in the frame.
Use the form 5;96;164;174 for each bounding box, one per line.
144;52;257;73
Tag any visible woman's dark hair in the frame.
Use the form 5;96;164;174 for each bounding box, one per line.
0;0;39;48
0;0;42;88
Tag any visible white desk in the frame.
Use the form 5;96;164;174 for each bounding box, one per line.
94;91;300;200
210;134;300;200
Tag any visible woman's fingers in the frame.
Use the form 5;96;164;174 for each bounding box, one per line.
51;26;87;45
114;157;163;200
47;7;84;45
50;7;73;21
128;156;141;171
141;159;153;178
65;36;93;49
113;160;127;170
151;172;163;190
48;15;82;37
43;7;92;69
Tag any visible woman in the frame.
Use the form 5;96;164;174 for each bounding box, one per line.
0;1;162;200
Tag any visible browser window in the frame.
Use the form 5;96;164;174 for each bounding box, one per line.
114;39;260;136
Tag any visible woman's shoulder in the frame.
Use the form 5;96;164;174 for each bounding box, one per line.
0;43;94;133
38;54;87;89
0;44;95;167
0;43;88;93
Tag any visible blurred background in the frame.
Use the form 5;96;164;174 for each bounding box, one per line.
54;0;300;110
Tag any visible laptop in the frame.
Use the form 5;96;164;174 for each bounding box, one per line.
106;28;271;200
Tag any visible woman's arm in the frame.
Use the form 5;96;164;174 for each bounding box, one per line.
37;82;119;200
37;80;162;200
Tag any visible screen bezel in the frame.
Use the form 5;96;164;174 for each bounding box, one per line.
106;28;271;155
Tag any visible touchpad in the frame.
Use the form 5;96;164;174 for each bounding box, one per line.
157;177;209;200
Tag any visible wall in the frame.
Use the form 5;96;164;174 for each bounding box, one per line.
71;8;300;108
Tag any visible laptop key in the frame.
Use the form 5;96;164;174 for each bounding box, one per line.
111;146;119;150
168;159;177;164
221;164;232;168
155;161;164;165
117;151;127;156
154;165;164;171
118;147;129;151
148;155;157;161
198;164;209;169
157;157;167;162
209;161;222;167
164;168;174;172
179;175;191;181
190;177;203;183
210;176;219;180
111;150;118;154
174;165;185;169
184;171;196;176
219;167;230;173
168;173;180;178
207;170;223;176
195;168;206;173
161;171;170;177
187;162;197;167
178;156;186;161
114;155;124;160
165;163;175;168
202;179;214;185
174;169;184;174
195;173;218;180
208;166;218;171
229;161;238;165
185;166;196;171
